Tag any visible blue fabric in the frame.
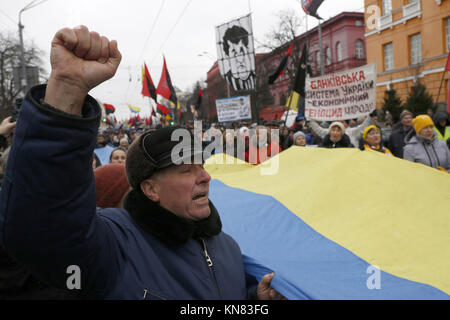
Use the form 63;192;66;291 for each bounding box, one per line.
209;179;449;300
94;145;115;166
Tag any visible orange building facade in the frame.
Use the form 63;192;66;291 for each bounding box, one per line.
364;0;450;110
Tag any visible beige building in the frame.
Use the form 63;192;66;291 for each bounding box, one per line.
364;0;450;109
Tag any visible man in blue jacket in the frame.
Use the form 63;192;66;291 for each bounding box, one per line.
0;25;284;300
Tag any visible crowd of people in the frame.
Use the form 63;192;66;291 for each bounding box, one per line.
0;25;449;300
85;106;450;171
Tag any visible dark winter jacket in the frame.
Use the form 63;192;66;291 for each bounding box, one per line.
320;133;354;148
0;245;79;300
0;85;256;300
387;126;414;158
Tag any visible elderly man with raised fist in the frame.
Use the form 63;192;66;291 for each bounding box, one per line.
0;26;285;301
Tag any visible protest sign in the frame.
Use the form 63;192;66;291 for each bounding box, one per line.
305;63;377;121
216;95;251;122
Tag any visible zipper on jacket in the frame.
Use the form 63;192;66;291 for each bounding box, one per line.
200;238;222;299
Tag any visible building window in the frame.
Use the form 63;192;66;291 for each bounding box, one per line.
446;18;450;52
383;42;394;71
325;47;331;65
382;0;392;16
410;33;422;65
355;40;364;59
336;42;343;62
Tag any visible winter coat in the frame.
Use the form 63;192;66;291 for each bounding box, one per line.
0;85;256;300
320;133;354;148
309;116;372;148
387;126;414;159
433;111;450;142
403;131;450;172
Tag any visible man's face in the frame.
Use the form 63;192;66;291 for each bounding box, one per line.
152;164;211;221
227;40;251;81
401;115;413;128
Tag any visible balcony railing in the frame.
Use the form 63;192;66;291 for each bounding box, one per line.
366;1;422;36
378;13;393;30
403;1;421;20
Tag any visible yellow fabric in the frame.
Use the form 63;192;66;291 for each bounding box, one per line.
205;147;450;294
413;115;434;134
363;144;393;156
286;91;299;112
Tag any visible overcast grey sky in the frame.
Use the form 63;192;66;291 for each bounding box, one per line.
1;0;364;119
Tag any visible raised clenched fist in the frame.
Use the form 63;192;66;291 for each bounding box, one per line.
45;25;122;115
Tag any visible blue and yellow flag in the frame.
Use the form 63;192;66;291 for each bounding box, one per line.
205;147;450;299
128;104;141;113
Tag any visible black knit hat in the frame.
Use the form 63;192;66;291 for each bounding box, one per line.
126;126;205;190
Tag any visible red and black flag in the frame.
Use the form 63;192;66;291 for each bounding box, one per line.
196;89;203;110
104;103;115;115
156;56;178;106
142;63;157;102
157;103;170;115
268;42;294;85
302;0;325;20
286;45;311;112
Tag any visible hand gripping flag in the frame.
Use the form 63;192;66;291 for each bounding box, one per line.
268;42;294;85
156;56;178;106
142;63;157;102
302;0;325;20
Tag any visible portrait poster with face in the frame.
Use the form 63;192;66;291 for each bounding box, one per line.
216;14;256;91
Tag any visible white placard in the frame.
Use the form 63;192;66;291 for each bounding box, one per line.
305;63;377;121
216;96;251;122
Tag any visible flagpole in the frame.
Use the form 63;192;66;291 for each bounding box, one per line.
318;18;324;76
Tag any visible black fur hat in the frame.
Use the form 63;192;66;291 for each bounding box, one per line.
126;126;204;190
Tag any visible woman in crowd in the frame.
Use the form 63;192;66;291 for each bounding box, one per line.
403;115;450;172
361;125;393;156
320;122;354;148
109;147;127;165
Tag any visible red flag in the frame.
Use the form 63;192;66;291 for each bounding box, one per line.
104;103;115;115
446;51;450;71
302;0;325;20
196;89;203;110
156;56;178;105
157;102;170;115
142;63;157;102
269;42;295;84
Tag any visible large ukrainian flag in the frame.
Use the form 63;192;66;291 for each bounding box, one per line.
205;147;450;299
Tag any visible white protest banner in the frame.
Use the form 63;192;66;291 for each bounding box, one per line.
305;63;377;121
216;95;251;122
